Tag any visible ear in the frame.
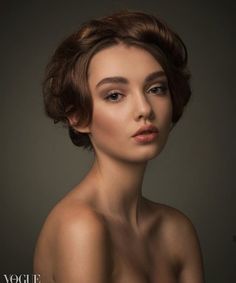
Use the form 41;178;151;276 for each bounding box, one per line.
67;112;91;134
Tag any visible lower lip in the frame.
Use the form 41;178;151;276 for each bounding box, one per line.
133;132;158;143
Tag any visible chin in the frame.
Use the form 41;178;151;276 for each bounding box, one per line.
121;144;164;163
138;147;163;162
93;139;167;164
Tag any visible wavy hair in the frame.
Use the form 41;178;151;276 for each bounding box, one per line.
43;10;191;150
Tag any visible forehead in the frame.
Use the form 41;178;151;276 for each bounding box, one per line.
87;44;164;85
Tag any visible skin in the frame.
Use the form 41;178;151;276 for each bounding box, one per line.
33;44;205;282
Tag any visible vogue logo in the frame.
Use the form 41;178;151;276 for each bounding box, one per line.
2;274;41;283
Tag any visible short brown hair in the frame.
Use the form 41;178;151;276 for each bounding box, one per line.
43;10;191;150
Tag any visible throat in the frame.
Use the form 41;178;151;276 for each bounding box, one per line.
88;156;147;228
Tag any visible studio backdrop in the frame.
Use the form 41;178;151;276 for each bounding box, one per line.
1;1;235;282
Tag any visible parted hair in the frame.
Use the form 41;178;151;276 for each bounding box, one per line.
43;10;191;150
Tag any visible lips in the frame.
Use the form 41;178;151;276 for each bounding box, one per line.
132;124;159;137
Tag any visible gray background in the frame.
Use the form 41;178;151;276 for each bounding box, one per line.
1;0;235;282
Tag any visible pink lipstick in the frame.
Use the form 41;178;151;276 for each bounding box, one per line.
132;125;159;143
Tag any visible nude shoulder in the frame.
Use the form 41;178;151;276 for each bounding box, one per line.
143;197;195;225
34;199;112;282
35;197;110;255
143;198;205;282
144;198;200;245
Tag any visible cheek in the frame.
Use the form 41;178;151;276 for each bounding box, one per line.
89;105;123;142
154;98;173;126
165;100;173;124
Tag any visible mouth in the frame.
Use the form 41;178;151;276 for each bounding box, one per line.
133;132;158;143
132;125;159;143
132;125;159;136
136;129;157;135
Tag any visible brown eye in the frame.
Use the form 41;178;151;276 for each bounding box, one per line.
105;91;123;102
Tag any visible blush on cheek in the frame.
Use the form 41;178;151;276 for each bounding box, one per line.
155;100;172;128
90;110;117;147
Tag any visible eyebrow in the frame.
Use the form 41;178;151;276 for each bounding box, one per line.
95;70;167;89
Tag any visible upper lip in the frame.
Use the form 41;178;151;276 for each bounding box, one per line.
132;124;159;137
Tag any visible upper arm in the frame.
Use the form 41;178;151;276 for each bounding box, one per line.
52;208;112;283
165;209;205;283
177;216;205;283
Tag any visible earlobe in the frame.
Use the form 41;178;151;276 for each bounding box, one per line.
74;124;91;134
67;113;91;134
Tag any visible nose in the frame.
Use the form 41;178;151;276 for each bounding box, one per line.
133;92;154;121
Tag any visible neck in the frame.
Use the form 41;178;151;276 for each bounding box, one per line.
86;152;147;229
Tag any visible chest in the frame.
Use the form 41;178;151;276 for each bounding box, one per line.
109;230;178;283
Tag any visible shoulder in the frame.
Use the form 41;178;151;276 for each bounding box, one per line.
143;197;199;236
145;198;201;255
36;191;109;243
144;198;205;282
51;199;110;250
50;198;108;235
34;198;112;282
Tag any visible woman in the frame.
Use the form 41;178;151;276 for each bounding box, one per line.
33;10;205;283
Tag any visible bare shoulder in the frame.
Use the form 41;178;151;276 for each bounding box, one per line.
34;198;112;283
143;197;199;234
143;198;205;283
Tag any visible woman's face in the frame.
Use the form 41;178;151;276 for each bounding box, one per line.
86;43;173;163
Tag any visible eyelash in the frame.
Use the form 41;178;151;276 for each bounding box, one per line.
147;85;168;95
104;84;168;102
105;91;124;102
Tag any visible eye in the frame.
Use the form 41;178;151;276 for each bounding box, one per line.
147;84;168;95
105;91;124;102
